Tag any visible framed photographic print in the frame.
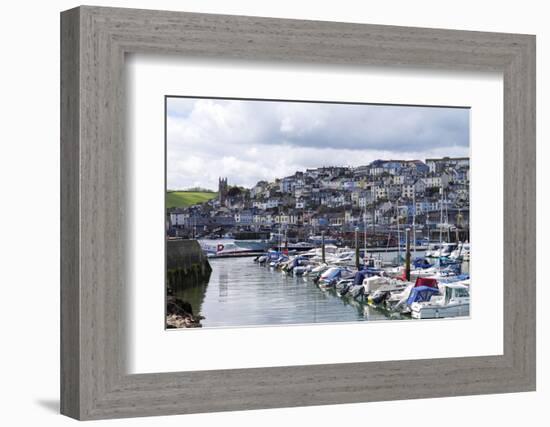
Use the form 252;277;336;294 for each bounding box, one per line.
61;6;536;420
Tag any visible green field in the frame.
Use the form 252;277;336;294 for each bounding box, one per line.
166;191;217;208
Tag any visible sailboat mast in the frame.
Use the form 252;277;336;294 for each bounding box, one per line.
439;188;444;243
279;220;281;252
412;190;416;259
285;223;288;253
363;209;367;255
397;206;401;264
445;193;450;242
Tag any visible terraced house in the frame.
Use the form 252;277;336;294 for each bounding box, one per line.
166;157;469;239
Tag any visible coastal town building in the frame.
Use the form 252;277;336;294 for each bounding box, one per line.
167;157;470;240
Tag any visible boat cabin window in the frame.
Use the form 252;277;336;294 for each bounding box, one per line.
445;288;452;304
454;287;469;298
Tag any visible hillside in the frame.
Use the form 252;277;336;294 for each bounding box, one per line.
166;191;217;209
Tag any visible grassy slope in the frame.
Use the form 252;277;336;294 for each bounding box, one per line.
166;191;217;209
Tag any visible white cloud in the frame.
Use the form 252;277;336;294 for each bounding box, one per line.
166;98;469;190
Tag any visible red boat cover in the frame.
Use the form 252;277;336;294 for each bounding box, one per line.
414;277;438;288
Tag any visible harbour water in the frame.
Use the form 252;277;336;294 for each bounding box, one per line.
174;255;407;328
173;239;470;328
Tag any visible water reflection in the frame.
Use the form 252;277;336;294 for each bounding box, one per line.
218;271;229;301
176;257;394;328
173;280;208;317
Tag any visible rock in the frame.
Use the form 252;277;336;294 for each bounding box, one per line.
166;313;203;328
166;296;194;316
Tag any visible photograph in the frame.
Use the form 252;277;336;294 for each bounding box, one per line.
165;97;471;329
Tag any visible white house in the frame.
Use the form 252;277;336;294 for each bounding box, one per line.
393;175;405;185
402;184;415;199
342;181;356;190
266;198;281;209
387;185;402;200
426;157;469;174
374;186;388;201
423;174;450;189
370;167;385;176
252;200;267;210
169;212;187;226
279;177;295;194
234;210;253;225
250;181;268;198
414;179;426;195
351;190;362;206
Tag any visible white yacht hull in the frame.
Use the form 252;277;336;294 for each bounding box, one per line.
411;302;470;319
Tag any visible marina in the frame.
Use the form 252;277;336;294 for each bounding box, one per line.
170;238;470;328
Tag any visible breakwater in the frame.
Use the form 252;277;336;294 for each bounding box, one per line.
166;239;212;328
166;239;212;290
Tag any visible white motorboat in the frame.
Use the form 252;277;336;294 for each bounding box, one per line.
384;265;436;279
362;276;393;295
317;266;355;288
384;283;415;312
410;282;470;319
364;257;384;269
425;243;442;257
202;241;253;257
367;279;410;306
309;262;328;273
428;242;458;258
382;276;440;313
439;242;458;257
303;244;340;262
329;250;363;266
304;262;329;280
293;265;313;276
450;242;471;261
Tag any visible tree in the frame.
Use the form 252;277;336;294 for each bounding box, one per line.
425;187;440;197
227;186;242;197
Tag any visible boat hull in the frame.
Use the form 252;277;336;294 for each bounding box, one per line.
411;302;470;319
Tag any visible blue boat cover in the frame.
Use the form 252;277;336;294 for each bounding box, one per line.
292;257;305;267
364;267;382;277
354;270;367;286
413;257;432;269
268;251;282;259
407;286;440;306
438;257;461;267
440;263;461;275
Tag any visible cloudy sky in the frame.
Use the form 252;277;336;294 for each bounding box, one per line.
166;97;469;191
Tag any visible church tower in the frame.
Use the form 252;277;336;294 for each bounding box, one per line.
218;177;228;206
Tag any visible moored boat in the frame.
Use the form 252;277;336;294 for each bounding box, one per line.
450;242;471;261
317;266;354;288
410;282;470;319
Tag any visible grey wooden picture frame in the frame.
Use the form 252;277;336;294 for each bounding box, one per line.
60;5;536;421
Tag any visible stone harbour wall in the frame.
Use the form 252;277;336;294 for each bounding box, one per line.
166;239;212;290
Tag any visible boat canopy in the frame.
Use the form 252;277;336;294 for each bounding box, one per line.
442;282;470;290
438;257;461;267
413;257;432;269
414;277;438;288
354;270;367;286
407;286;440;306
